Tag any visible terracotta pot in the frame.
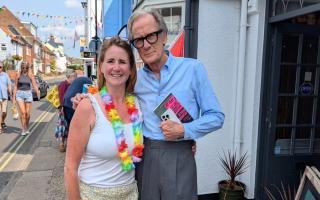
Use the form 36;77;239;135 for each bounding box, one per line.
218;180;245;200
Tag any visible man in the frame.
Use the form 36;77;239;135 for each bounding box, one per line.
63;76;92;127
128;10;224;200
56;69;77;152
0;61;12;134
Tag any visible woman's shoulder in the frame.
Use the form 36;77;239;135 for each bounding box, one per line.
77;97;94;114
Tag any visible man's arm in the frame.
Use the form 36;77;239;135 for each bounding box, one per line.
6;74;12;98
182;62;225;139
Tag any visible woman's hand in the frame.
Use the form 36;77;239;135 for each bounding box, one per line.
36;90;41;100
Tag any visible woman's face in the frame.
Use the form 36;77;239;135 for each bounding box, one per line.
101;45;131;89
21;63;29;72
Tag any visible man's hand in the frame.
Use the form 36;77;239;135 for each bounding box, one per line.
71;93;87;110
160;120;184;141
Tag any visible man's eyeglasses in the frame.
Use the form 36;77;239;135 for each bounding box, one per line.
21;67;29;70
130;29;163;49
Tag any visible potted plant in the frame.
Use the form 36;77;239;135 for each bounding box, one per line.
218;150;249;200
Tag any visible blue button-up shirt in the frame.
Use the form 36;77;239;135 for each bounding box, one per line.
135;52;224;140
0;72;10;100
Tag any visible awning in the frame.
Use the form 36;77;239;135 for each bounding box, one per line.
169;31;184;57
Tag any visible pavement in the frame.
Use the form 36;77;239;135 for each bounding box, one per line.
0;113;67;200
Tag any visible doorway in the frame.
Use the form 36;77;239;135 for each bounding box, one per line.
258;12;320;199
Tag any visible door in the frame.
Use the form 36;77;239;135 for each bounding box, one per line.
262;23;320;197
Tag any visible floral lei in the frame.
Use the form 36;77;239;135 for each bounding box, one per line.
100;86;144;172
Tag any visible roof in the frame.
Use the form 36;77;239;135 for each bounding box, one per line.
0;6;35;46
0;25;25;45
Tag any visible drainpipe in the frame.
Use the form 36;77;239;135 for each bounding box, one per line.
233;0;248;151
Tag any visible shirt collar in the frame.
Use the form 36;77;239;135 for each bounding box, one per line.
142;50;173;73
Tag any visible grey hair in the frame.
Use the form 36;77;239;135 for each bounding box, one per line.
128;9;168;40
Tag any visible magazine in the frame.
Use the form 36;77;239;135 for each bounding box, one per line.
154;93;193;123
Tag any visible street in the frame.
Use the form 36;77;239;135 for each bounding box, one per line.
0;79;66;200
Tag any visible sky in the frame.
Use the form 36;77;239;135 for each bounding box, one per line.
1;0;85;57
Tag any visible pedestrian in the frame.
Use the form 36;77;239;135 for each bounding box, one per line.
64;36;143;200
63;76;92;131
128;9;224;200
13;61;40;136
56;69;77;152
0;61;12;134
72;9;224;200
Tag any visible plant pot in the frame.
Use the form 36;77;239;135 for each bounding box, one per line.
218;180;245;200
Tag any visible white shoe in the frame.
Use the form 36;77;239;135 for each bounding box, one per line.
21;131;27;136
25;130;30;134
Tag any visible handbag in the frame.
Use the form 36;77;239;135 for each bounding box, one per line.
46;85;60;108
11;104;19;120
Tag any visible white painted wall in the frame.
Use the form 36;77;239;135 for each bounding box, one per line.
196;0;266;198
0;29;13;61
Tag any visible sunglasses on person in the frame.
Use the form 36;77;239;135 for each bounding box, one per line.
130;29;163;49
21;66;29;70
0;66;3;69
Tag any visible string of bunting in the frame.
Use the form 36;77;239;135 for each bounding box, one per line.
16;11;92;21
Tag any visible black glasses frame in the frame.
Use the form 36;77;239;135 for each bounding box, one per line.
130;29;163;49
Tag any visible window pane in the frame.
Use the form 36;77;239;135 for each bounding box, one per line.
294;127;311;154
172;7;181;16
281;35;299;63
299;67;316;95
317;99;320;125
314;127;320;153
277;97;294;124
297;97;314;124
272;1;320;16
161;8;170;17
279;65;296;93
301;36;318;64
274;127;292;155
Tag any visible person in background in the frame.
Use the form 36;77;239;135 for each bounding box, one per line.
56;69;77;152
127;9;225;199
65;36;143;200
0;61;12;134
63;76;92;128
13;61;40;136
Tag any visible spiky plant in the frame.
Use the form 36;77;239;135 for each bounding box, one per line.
219;150;249;190
265;183;296;200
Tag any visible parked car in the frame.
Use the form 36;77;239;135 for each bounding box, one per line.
32;75;49;100
10;75;49;100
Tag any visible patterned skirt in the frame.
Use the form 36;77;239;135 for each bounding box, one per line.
79;181;138;200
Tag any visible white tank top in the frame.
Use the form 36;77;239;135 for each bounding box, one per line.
78;94;143;188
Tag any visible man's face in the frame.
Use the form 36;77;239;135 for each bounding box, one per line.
131;14;167;66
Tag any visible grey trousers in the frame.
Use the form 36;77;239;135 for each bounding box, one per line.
136;138;198;200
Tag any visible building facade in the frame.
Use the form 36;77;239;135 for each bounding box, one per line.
184;0;320;199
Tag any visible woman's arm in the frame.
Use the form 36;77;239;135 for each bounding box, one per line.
28;71;40;99
12;74;19;103
64;98;95;200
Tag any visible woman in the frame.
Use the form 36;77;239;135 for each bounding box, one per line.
56;69;77;152
64;36;144;200
13;61;40;136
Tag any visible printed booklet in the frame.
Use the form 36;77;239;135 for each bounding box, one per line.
154;93;193;123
